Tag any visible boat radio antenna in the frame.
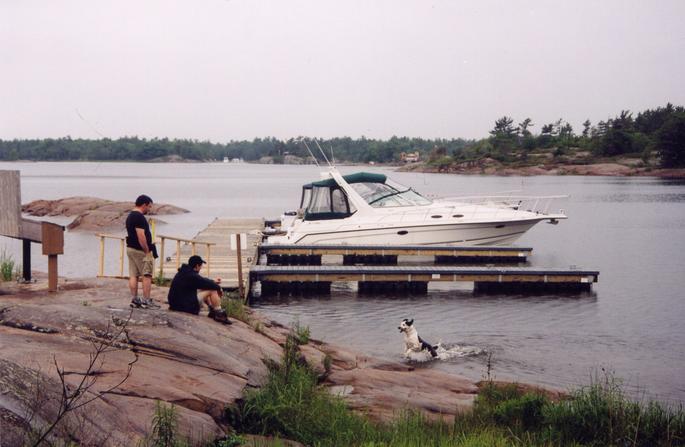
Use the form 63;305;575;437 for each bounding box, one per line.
314;139;333;167
301;139;321;168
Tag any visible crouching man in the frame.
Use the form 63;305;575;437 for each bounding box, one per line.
168;255;231;324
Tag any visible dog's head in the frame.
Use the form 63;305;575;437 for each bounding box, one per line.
398;318;414;333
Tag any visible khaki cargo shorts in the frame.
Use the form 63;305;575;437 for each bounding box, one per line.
127;247;153;277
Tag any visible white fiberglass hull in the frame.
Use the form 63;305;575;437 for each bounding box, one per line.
270;218;546;246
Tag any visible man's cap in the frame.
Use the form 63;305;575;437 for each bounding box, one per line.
188;255;206;267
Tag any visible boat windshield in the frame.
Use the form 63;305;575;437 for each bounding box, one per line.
350;179;432;207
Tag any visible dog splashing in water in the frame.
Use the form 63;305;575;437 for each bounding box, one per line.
398;318;438;358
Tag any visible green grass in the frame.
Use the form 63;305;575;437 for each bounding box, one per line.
1;248;16;281
229;333;376;446
222;296;250;323
154;271;170;287
543;372;685;446
141;401;189;447
226;330;685;447
291;319;310;345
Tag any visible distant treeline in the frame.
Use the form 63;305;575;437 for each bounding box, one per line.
0;136;470;164
1;103;683;167
456;103;685;168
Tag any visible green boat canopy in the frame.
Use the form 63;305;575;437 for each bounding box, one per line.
300;172;386;221
306;172;387;189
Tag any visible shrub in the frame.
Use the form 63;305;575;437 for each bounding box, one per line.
146;401;188;447
153;271;169;287
543;372;685;446
492;393;547;430
292;320;310;345
1;249;16;281
232;331;373;446
223;297;250;323
427;155;454;169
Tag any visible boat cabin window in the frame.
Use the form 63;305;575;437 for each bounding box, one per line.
350;179;432;207
299;187;312;210
304;185;355;220
331;189;348;213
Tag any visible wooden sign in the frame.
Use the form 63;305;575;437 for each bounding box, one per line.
41;222;65;255
0;170;21;238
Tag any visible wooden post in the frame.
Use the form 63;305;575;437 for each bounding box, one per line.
158;237;165;278
191;242;196;256
22;239;31;281
119;238;125;277
206;243;211;277
99;235;105;277
47;255;58;292
176;240;181;269
41;222;64;292
236;234;244;300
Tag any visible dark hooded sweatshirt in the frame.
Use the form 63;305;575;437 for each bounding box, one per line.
167;264;222;314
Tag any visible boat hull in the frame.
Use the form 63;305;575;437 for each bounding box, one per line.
272;218;545;246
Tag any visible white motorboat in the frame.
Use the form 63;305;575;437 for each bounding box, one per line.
267;169;567;246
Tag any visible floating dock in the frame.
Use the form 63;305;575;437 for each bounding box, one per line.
261;244;532;265
250;265;599;296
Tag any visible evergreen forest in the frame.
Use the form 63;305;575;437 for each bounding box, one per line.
1;103;683;168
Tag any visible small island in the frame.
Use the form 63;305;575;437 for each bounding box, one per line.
21;197;189;231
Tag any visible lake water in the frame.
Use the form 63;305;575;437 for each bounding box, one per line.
2;161;684;404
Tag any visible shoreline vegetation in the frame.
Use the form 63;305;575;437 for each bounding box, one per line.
0;276;683;445
2;103;684;178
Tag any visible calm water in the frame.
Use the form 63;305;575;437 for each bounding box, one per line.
2;162;684;403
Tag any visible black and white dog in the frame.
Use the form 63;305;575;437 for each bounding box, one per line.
398;318;438;358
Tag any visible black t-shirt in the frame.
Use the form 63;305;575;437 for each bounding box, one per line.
125;210;152;251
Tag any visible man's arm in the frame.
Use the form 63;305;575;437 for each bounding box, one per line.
136;228;150;254
192;274;222;292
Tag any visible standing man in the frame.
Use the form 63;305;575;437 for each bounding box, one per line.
126;194;160;309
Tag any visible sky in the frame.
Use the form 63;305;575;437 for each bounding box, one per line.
1;0;684;142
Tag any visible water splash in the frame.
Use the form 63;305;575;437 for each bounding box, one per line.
404;342;485;363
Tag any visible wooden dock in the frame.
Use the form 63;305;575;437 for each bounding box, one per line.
158;218;263;289
250;265;599;296
150;218;598;297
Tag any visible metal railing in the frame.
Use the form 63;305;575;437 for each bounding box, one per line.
384;194;568;223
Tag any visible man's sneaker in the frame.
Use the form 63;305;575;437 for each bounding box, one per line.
130;297;148;309
208;308;232;325
142;298;161;309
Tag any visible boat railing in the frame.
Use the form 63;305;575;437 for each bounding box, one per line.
392;195;567;222
446;195;568;219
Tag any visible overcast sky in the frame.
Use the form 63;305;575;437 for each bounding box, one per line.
1;0;684;142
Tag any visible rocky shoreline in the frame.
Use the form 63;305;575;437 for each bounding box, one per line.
0;276;480;446
21;197;189;231
399;159;685;178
